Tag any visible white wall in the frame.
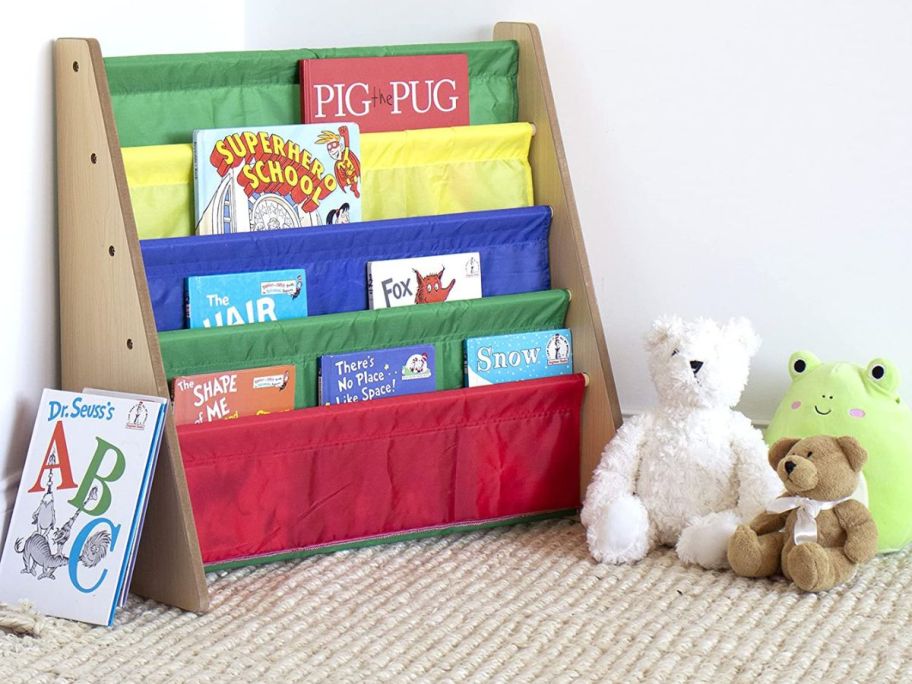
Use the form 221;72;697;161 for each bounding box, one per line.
245;1;912;423
0;0;244;542
4;1;911;537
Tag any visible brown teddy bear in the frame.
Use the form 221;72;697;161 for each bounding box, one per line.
727;435;878;592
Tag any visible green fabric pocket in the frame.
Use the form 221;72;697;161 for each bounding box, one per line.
105;41;519;148
160;290;569;408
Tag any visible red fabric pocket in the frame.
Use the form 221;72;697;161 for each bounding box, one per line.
177;374;585;567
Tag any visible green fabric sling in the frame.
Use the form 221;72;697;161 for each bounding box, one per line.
160;289;570;409
105;41;519;148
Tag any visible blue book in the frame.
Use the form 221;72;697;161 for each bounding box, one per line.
186;269;308;329
465;329;573;386
320;345;436;404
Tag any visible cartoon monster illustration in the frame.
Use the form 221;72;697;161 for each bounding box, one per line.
32;470;56;536
407;353;429;375
16;530;111;580
15;484;110;580
413;267;455;304
546;333;571;365
765;352;912;553
127;401;148;429
52;487;98;549
291;275;303;300
316;127;361;199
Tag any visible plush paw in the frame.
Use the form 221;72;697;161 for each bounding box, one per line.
788;543;833;592
727;525;763;576
584;494;651;564
677;510;740;569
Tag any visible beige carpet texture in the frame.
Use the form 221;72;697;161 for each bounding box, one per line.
1;518;911;683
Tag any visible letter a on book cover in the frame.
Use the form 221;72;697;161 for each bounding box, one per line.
0;389;167;626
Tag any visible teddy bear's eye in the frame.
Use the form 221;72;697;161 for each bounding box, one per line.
671;349;679;357
806;451;813;459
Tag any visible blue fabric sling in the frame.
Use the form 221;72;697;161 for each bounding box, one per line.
140;205;552;331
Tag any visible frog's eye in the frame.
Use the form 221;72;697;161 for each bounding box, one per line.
788;351;820;380
865;358;900;394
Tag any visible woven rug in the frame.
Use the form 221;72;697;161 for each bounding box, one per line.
1;518;910;683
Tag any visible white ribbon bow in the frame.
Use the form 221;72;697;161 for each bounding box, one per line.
766;495;850;545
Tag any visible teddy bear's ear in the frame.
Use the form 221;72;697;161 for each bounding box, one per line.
644;315;683;351
768;437;800;470
725;317;761;357
837;436;868;472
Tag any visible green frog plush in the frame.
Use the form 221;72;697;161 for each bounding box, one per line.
766;352;912;552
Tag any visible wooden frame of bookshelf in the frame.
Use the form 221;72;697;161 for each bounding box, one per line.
53;21;621;613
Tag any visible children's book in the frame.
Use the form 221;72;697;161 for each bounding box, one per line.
299;54;470;133
81;388;167;610
465;329;573;386
319;345;436;404
172;365;296;425
193;123;362;235
186;268;308;328
367;252;482;309
0;389;168;626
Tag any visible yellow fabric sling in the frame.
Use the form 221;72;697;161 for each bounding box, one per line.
122;122;535;240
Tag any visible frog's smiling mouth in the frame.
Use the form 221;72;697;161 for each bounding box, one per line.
814;405;832;416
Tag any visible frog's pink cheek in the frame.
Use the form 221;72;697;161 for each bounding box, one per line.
791;401;801;410
849;408;866;419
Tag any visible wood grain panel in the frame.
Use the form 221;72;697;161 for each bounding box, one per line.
54;38;208;612
494;23;622;493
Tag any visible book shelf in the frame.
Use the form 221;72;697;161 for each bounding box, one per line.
53;22;622;613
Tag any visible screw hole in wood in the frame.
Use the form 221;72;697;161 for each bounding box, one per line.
91;153;97;164
126;338;134;350
108;245;115;257
72;61;79;72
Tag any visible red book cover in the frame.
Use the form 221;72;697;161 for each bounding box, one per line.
172;365;295;425
299;54;470;133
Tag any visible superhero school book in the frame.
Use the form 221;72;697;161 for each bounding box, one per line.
0;389;168;626
300;54;469;133
193;123;362;235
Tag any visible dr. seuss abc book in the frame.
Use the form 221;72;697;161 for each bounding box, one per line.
465;329;573;387
319;345;436;405
193;123;362;235
186;269;308;329
300;54;469;133
367;252;482;309
172;365;295;425
0;389;167;626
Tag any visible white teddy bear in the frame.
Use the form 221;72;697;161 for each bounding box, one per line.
581;316;781;569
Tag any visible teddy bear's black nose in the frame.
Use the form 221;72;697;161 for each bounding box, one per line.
785;460;796;475
690;360;704;375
